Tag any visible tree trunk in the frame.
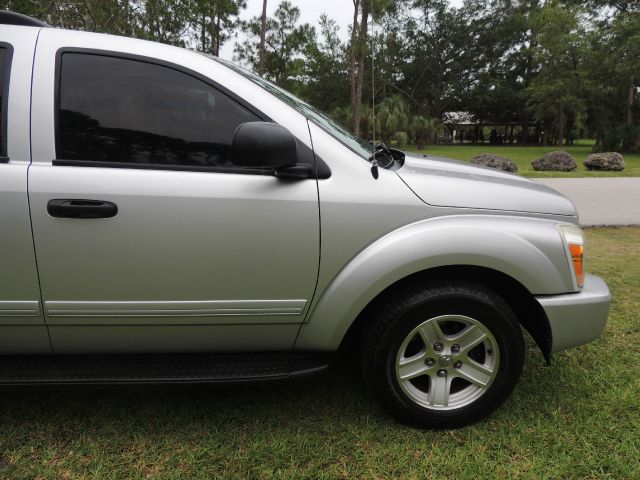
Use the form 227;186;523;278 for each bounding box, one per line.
201;13;206;52
627;78;635;127
558;99;565;146
353;0;369;137
349;0;360;110
259;0;268;76
213;14;221;56
542;120;550;146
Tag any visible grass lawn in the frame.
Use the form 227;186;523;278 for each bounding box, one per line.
1;228;639;479
407;143;640;178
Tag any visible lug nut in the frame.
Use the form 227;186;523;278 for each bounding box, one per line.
425;358;435;367
437;369;447;377
433;342;444;352
451;344;460;353
453;361;462;368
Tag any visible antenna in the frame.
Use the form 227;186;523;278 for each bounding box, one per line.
371;0;376;150
369;0;379;180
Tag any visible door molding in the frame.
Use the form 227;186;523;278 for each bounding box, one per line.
45;299;307;325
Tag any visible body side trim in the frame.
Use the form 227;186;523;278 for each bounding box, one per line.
0;300;40;317
46;300;307;320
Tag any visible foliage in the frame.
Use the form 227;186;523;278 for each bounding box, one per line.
0;0;246;52
1;0;139;35
364;95;441;147
584;6;640;152
383;0;477;119
233;1;314;94
135;0;192;46
299;15;350;114
525;1;586;145
191;0;246;56
2;0;638;152
392;131;409;148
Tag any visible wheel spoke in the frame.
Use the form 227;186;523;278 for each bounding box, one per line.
418;320;445;349
451;325;486;352
427;373;451;407
397;352;428;380
393;312;503;412
456;358;495;388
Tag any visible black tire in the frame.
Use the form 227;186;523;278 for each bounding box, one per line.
361;280;524;429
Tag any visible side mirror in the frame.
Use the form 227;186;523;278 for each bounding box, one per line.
232;122;298;169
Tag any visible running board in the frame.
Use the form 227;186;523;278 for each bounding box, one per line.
0;353;328;385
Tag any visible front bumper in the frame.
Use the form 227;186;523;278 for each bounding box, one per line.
536;274;611;354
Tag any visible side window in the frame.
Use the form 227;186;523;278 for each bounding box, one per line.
0;44;12;162
57;53;260;169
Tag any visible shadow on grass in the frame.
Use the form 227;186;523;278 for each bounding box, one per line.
0;365;376;437
0;344;586;438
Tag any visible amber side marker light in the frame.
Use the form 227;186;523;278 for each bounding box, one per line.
569;243;584;288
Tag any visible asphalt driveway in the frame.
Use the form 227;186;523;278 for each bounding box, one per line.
537;178;640;226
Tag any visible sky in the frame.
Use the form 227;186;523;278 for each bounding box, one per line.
219;0;465;60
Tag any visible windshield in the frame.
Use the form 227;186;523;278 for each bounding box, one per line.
211;56;372;160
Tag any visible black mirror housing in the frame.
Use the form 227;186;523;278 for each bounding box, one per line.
232;122;298;169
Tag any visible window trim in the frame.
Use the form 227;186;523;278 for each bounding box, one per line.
0;42;13;163
53;47;275;174
52;159;273;176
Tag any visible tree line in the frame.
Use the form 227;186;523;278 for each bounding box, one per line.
3;0;639;152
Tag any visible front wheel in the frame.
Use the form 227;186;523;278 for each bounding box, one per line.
362;281;525;429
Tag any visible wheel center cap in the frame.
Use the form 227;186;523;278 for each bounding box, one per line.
439;355;453;367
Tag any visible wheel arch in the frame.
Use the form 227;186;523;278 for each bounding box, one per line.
339;265;552;364
295;216;564;361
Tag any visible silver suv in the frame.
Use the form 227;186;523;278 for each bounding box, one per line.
0;12;610;428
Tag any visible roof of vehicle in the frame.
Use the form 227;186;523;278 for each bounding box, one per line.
0;11;49;28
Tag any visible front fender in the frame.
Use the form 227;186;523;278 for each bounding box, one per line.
295;214;574;351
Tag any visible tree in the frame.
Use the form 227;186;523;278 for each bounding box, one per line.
234;1;314;93
4;0;636;151
259;0;268;75
349;0;392;136
458;0;541;143
525;1;585;145
349;0;361;114
352;0;370;136
385;0;479;119
584;3;640;151
135;0;192;46
301;15;350;113
191;0;246;56
1;0;138;35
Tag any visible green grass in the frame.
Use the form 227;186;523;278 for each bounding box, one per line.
407;143;640;177
1;228;639;479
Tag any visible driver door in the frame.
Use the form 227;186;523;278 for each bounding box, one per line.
28;40;319;353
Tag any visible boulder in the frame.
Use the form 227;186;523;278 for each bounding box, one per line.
471;153;518;173
584;152;625;171
531;150;577;172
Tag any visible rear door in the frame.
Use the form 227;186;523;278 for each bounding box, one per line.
0;26;50;353
28;30;320;353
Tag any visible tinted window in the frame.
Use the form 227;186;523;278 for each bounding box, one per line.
58;53;260;168
0;45;12;160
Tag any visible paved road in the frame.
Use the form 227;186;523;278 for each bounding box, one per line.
537;178;640;226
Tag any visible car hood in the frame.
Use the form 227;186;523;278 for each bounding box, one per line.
396;153;577;217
